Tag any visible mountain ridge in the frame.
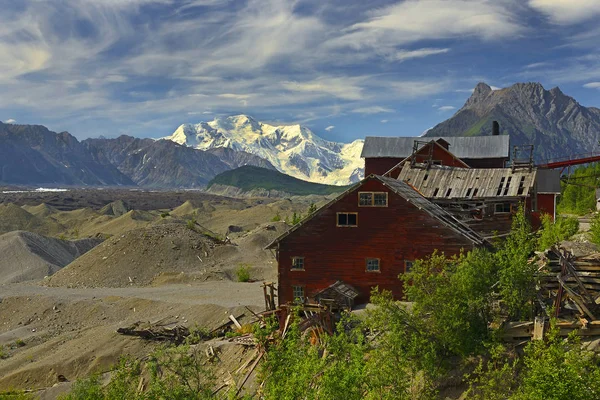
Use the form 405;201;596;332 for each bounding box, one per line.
425;82;600;161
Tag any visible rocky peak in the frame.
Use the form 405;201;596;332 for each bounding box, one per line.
465;82;492;107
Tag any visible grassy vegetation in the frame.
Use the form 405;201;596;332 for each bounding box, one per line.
235;264;250;282
537;214;579;250
207;166;350;196
591;213;600;246
558;163;600;215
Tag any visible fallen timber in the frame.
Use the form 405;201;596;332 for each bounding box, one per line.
503;247;600;342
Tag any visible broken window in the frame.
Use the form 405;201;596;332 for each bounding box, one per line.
495;203;511;214
433;188;439;197
359;192;373;206
445;188;452;197
359;192;388;207
466;188;472;198
291;257;304;270
337;212;358;227
423;174;429;181
366;258;380;272
473;188;479;197
405;260;414;272
292;286;305;303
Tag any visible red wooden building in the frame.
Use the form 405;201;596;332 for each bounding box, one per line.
266;175;487;306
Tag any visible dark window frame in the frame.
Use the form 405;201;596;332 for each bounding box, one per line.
405;260;414;273
495;203;511;214
337;212;358;227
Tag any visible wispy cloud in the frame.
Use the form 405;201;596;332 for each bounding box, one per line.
529;0;600;24
438;105;456;111
380;119;388;124
351;106;394;114
584;82;600;89
4;119;16;124
325;125;335;131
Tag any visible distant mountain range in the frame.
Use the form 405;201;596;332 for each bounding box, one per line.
426;82;600;161
2;82;600;189
164;115;364;185
0;122;132;186
83;135;274;188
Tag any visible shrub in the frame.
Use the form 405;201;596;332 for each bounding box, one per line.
537;214;579;250
236;264;250;282
186;219;196;231
0;345;8;359
15;339;25;347
161;212;170;218
271;212;281;222
590;213;600;246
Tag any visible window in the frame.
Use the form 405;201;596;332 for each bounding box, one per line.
495;203;511;214
359;192;388;207
292;286;305;303
405;260;414;273
472;188;479;197
337;212;358;227
466;188;472;198
366;258;380;272
423;174;429;181
433;188;439;197
445;188;452;197
291;257;304;270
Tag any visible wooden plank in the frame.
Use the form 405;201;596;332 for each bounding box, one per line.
229;315;242;330
533;317;545;340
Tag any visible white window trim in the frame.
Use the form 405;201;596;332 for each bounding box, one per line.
366;258;381;273
291;256;305;271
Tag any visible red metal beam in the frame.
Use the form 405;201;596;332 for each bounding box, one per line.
537;154;600;169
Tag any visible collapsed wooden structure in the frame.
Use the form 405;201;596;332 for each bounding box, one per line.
503;247;600;341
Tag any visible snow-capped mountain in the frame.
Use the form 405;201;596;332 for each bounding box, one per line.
164;115;364;185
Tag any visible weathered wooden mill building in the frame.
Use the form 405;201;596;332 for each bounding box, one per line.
268;126;562;307
266;175;487;305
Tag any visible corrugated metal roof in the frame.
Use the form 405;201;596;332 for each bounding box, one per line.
536;169;562;194
397;164;537;199
360;135;510;159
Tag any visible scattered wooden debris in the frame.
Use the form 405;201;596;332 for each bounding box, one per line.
117;321;190;344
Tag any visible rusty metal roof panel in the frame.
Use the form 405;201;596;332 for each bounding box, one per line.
361;135;510;159
397;164;537;199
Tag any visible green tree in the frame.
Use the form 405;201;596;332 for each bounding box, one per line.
401;249;498;356
558;163;600;215
496;204;537;320
537;214;579;251
514;323;600;400
307;202;317;215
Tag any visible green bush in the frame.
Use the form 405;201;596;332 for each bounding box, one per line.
60;346;219;400
590;213;600;246
161;212;170;218
235;264;250;282
537;214;579;250
271;212;281;222
186;219;196;231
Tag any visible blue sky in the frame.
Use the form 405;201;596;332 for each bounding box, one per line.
1;0;600;143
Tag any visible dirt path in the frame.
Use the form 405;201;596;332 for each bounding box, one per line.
0;280;266;308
